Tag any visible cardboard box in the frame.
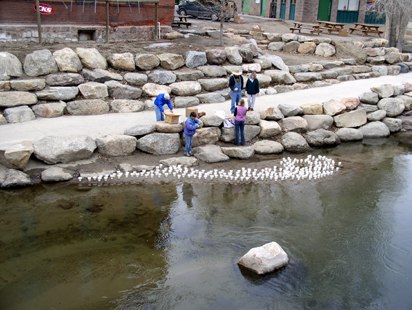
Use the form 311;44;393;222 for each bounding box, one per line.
164;111;181;124
234;16;244;24
339;29;349;37
185;107;198;117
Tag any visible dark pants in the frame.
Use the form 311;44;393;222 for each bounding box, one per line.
235;120;245;146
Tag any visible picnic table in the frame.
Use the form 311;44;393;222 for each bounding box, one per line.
172;15;192;28
317;21;346;34
349;23;384;37
290;22;325;35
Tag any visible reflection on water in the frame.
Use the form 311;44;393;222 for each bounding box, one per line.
0;140;412;310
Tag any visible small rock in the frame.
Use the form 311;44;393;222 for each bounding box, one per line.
41;167;73;182
1;169;32;188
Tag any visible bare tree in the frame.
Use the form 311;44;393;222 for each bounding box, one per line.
375;0;411;51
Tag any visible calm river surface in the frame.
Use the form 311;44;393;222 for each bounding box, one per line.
0;139;412;310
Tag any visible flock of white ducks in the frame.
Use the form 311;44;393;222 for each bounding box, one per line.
78;154;342;186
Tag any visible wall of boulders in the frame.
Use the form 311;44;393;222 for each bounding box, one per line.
1;81;412;188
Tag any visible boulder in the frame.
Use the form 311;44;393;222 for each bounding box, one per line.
377;98;405;116
320;70;339;79
41;167;74;182
289;65;309;73
335;43;367;64
341;97;360;110
265;70;296;84
258;55;289;72
36;87;79;101
193;144;229;163
305;129;340;147
367;56;385;65
96;134;137;156
148;70;177;85
323;99;346;116
1;169;32;188
371;83;394;98
294;72;322;82
82;68;123;82
10;79;45;91
142;83;171;97
0;91;38;107
334;110;367;128
242;63;262;73
170;81;202;96
225;46;243;65
398;95;412;110
136;133;181;155
371;65;388;76
124;124;155;136
221;146;255;159
255;74;272;88
124;73;148;86
241;43;259;57
283;41;300;53
359;121;390;138
253;140;284;154
45;73;84;86
266;106;284;120
300;102;323;115
32;101;66;118
223;65;243;75
174;68;205;81
157;53;185;70
298;42;317;54
66;99;109;115
52;48;82;72
107;53;135;71
33;135;97;164
281;132;310;152
278;116;308;133
268;42;285;51
110;99;145;113
336;128;364;142
0;52;23;80
282;33;297;42
24;49;58;77
160;156;198;167
396;131;412;147
315;43;336;57
197;65;227;77
205;49;227;65
220;125;261;142
135;54;160;70
259;120;282;138
278;103;302;117
4;106;35;123
198;78;228;91
385;52;401;64
403;82;412;93
367;110;386;121
245;111;261;125
155;121;183;133
201;115;223;127
78;82;108;99
357;103;379;113
76;48;107;69
191;127;221;147
392;84;405;96
382;117;402;132
0;81;10;91
398;116;412;130
0;141;33;170
313;81;331;88
105;80;142;99
388;65;401;75
303;115;334;130
265;33;283;42
185;51;207;68
359;91;379;104
196;92;226;103
174;96;200;108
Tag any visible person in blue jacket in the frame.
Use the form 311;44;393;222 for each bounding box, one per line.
245;72;259;111
229;68;244;114
184;112;201;157
154;93;173;121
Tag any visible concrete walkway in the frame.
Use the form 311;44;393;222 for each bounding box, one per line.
1;72;411;148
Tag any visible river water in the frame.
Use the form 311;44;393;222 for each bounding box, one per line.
0;139;411;310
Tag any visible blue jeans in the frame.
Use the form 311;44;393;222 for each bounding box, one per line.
154;104;164;121
184;134;193;154
235;120;245;146
230;90;242;114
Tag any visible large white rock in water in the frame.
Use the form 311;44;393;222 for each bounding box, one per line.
238;242;289;275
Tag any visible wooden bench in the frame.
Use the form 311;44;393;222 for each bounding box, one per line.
317;21;346;35
290;22;326;35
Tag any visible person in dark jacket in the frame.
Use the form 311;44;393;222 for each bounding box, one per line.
154;93;173;121
229;68;244;114
234;99;247;146
184;112;201;156
245;72;259;111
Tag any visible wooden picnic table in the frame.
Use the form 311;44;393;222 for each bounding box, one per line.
317;21;346;34
172;15;192;28
290;22;325;35
349;23;384;37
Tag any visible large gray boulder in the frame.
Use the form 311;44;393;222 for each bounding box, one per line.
359;121;390;138
124;124;155;137
281;132;310;153
53;48;82;72
78;82;108;99
1;169;32;188
105;80;142;99
110;99;145;113
82;68;123;82
336;128;364;142
278;103;302;117
245;111;261;125
36;87;79;101
193;145;229;163
367;110;387;121
278;116;308;133
300;102;323;115
0;52;23;80
170;81;202;96
265;70;296;84
334;110;367;128
205;49;227;65
294;72;322;82
371;65;388;76
268;42;285;51
75;48;107;69
24;49;58;77
305;129;340;147
196;92;225;103
155;121;183;133
225;47;242;65
323;99;346;116
259;55;289;72
96;135;137;157
174;96;200;108
221;146;255;159
197;65;227;77
371;83;394;98
148;70;177;85
0;141;33;170
0;81;10;91
33;135;97;164
201;115;223;127
32;101;66;118
382;117;402;132
315;43;336;57
66;99;109;115
0;91;38;107
124;73;148;86
174;68;205;81
253;58;272;69
142;83;171;97
335;42;367;64
136;133;180;155
107;53;135;71
359;91;379;104
157;53;185;70
4;106;36;123
135;54;160;70
198;78;228;91
377;98;405;117
45;73;84;86
191;127;221;147
41;167;74;182
398;116;412;130
220;125;261;142
185;51;207;68
303;115;334;130
266;106;284;120
159;156;198;167
253;140;284;154
357;103;379;113
259;120;282;138
10;79;45;91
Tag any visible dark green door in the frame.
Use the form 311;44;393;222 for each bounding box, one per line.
280;0;286;19
318;0;331;21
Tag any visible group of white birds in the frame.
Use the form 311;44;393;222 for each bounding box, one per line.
78;154;342;186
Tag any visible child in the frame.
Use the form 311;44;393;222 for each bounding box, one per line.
245;72;259;111
234;99;247;146
184;112;201;156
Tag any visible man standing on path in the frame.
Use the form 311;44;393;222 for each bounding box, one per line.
154;93;173;121
229;69;244;114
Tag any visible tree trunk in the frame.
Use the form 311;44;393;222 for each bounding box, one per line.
389;12;398;47
396;13;410;52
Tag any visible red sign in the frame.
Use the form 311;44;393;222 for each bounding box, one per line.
32;4;54;15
